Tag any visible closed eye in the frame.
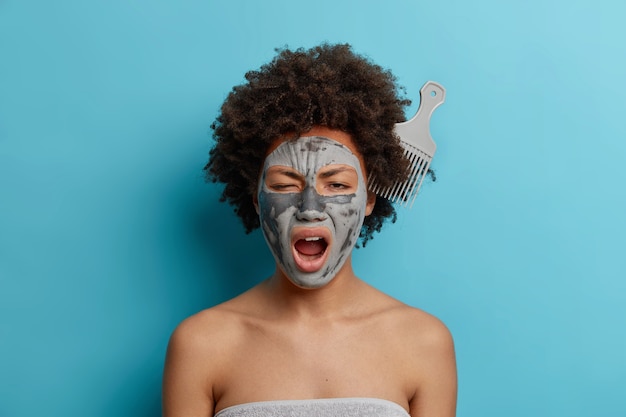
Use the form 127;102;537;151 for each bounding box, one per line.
269;183;301;192
265;165;305;193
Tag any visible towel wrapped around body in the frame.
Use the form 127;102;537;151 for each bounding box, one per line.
214;397;410;417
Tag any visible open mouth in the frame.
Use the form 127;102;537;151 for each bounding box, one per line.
292;235;330;272
295;236;328;258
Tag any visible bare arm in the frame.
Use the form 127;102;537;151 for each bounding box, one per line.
162;319;215;417
408;320;457;417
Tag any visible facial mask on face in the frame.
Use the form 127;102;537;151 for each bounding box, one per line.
257;136;369;289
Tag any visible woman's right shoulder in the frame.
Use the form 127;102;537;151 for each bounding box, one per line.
162;291;264;416
167;288;263;354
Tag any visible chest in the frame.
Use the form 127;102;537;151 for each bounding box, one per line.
213;324;414;410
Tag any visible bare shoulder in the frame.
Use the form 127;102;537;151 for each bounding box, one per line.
363;286;454;350
391;303;454;350
162;289;262;417
379;299;456;377
166;308;229;360
166;288;262;358
382;303;457;417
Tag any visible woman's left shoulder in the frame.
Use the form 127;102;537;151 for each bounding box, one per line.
367;291;457;415
378;298;454;352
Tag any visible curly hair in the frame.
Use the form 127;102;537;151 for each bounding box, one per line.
205;43;417;246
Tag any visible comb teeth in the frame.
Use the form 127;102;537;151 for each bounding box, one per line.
368;143;433;208
369;81;444;208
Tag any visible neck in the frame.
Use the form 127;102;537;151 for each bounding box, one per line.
264;258;366;320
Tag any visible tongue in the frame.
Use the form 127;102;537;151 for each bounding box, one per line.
294;239;326;256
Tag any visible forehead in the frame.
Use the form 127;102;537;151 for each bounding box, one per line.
263;136;362;174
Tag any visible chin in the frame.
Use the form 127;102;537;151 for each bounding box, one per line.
289;274;335;289
282;254;345;289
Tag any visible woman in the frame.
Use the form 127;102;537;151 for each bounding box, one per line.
162;43;457;417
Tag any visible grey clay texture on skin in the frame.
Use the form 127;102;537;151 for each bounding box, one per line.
257;136;368;289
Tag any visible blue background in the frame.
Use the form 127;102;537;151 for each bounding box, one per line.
1;1;625;416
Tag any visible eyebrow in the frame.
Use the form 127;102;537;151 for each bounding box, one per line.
318;167;356;179
267;167;304;180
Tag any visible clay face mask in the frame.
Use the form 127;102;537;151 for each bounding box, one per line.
257;136;368;289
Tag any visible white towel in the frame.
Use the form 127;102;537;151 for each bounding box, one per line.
214;397;410;417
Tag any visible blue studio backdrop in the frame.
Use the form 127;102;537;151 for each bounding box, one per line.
1;1;625;416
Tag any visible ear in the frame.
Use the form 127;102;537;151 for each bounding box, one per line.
365;190;376;216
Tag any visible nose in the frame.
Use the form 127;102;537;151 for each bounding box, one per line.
296;187;327;222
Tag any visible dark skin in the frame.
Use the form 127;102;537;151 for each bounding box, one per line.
163;127;457;417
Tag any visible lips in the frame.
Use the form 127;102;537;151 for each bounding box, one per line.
291;228;331;273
